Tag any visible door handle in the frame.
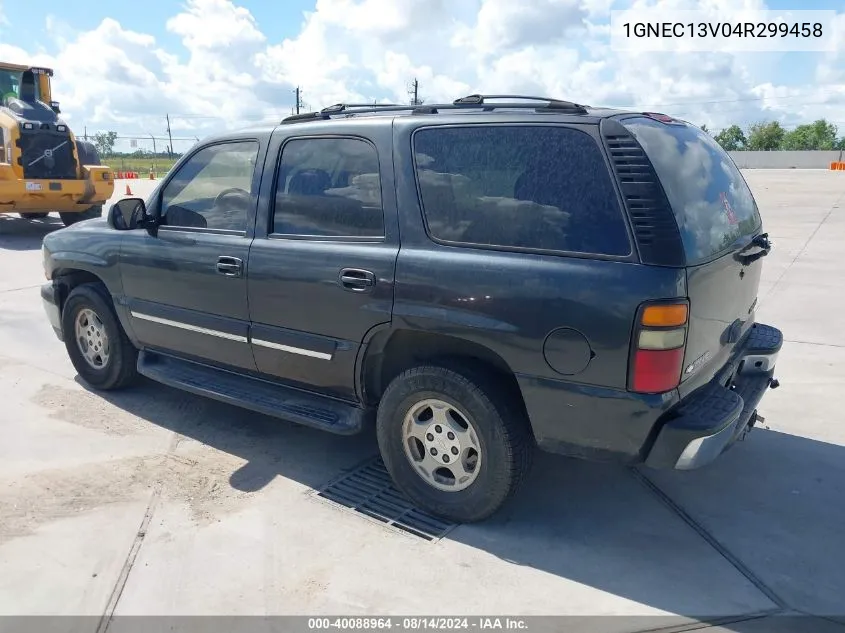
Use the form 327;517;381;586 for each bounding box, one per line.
216;256;243;277
339;268;376;292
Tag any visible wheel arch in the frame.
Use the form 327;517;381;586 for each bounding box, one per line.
52;268;107;312
359;327;528;416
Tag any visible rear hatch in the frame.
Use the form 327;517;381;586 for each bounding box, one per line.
621;116;768;394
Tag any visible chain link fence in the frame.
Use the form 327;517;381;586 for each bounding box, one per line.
79;135;201;178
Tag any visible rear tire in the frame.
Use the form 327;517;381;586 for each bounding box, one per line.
60;205;102;227
61;282;138;390
74;140;102;167
18;212;49;219
376;363;534;523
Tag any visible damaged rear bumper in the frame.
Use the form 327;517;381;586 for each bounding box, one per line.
645;322;783;470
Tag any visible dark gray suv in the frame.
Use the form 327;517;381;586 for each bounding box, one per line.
40;95;782;522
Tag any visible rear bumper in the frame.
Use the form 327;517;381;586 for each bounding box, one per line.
644;322;783;470
41;281;64;341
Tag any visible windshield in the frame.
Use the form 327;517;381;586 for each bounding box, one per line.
622;116;762;265
0;68;40;103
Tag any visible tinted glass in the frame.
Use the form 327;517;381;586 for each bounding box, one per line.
413;126;630;256
623;117;762;264
161;141;258;232
273;137;384;237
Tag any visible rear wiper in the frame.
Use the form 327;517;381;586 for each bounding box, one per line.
750;233;772;250
736;232;772;265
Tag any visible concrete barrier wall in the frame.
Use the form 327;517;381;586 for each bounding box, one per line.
728;151;844;169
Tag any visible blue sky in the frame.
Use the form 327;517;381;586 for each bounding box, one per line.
1;0;843;151
3;0;312;57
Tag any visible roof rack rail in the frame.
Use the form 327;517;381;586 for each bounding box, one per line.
281;103;420;123
452;94;588;113
283;111;329;123
320;102;405;113
280;95;591;124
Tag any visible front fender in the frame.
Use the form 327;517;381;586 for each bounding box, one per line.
47;250;120;292
45;245;142;349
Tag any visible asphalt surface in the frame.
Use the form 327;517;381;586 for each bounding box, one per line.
0;172;843;632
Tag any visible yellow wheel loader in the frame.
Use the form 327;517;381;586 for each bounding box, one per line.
0;63;113;227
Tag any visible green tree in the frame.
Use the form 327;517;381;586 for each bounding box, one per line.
781;119;838;150
92;131;118;157
746;121;786;151
714;124;747;151
700;124;711;135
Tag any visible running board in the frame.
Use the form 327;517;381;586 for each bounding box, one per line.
137;350;367;435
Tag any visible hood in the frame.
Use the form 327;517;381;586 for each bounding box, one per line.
43;216;109;251
1;97;65;127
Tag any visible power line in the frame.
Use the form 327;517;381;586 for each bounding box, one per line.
97;88;844;125
111;87;844;120
104;133;199;141
617;93;820;109
76;89;845;137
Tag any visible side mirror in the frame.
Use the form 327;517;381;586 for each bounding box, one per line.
50;101;61;114
108;198;156;234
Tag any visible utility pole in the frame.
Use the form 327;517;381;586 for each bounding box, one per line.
84;126;87;141
165;114;174;159
294;87;303;114
408;78;423;105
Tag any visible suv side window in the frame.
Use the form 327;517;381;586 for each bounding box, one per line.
160;140;259;232
413;126;631;256
272;137;384;238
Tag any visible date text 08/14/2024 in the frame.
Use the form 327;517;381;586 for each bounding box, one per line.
307;617;528;630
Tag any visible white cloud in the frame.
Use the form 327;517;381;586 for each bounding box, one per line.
2;0;844;151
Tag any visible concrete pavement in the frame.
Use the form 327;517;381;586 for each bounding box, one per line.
0;173;843;632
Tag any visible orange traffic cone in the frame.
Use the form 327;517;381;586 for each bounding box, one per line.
125;184;132;196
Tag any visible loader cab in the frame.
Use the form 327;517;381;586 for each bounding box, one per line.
0;65;52;109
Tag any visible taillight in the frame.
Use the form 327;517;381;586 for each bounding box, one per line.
629;301;689;394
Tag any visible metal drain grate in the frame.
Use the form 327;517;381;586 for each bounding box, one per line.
313;457;457;541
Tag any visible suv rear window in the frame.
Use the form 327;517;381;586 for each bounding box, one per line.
621;117;762;264
412;126;631;256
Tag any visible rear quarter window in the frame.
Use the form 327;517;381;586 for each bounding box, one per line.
622;117;762;264
412;125;631;256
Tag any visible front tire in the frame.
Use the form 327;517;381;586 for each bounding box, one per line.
376;363;534;523
60;205;102;227
61;283;138;390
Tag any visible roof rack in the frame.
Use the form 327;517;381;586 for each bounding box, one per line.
452;94;586;109
280;94;589;124
321;102;405;113
282;103;412;123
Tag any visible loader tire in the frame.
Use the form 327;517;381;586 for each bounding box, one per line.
60;206;103;227
75;140;102;167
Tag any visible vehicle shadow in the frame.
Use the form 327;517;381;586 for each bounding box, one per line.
0;214;63;251
81;376;845;623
